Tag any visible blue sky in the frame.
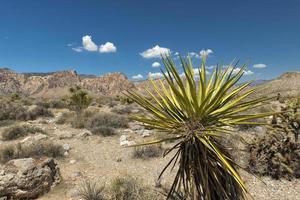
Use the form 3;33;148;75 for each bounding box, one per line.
0;0;299;80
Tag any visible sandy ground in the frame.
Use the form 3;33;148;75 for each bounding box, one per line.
1;108;300;200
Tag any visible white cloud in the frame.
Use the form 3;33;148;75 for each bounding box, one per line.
152;62;161;68
206;65;215;70
72;47;83;52
230;67;254;75
82;35;98;51
132;74;143;80
140;45;170;59
188;52;201;59
99;42;117;53
148;72;163;79
67;43;73;47
253;63;267;68
199;49;213;58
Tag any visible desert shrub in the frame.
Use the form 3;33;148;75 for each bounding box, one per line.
0;142;64;163
68;86;92;112
111;105;135;115
132;145;163;159
0;120;14;127
249;131;300;180
110;175;154;200
35;98;68;109
26;105;54;120
86;113;128;129
0;145;15;164
1;125;46;141
90;126;116;137
96;96;117;107
71;111;94;128
0;101;53;121
78;179;106;200
56;111;75;124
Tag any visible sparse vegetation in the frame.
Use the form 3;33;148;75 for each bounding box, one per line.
132;145;163;159
90;126;116;136
87;113;128;129
0;99;53;121
78;179;106;200
249;131;300;179
1;125;46;141
110;175;155;200
0;142;64;163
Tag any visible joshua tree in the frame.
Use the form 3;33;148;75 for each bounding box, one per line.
126;54;273;199
69;86;92;114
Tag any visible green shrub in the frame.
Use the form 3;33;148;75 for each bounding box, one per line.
90;126;116;137
78;179;106;200
68;86;92;112
132;145;163;159
0;142;64;163
1;125;46;141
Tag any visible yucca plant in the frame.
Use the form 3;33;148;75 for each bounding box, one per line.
126;54;273;199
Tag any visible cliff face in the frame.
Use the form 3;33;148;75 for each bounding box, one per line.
0;69;135;97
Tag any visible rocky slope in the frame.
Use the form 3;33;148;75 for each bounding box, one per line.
1;68;299;99
0;68;135;97
252;72;300;98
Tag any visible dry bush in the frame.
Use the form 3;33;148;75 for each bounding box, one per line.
78;179;106;200
0;142;64;163
132;145;163;160
1;125;46;141
70;111;94;128
0;100;53;121
35;98;68;109
86;113;128;129
249;131;300;180
110;175;156;200
56;111;76;124
90;126;116;137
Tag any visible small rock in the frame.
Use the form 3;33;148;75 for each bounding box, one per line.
63;144;71;151
71;171;82;178
33;134;47;141
69;160;76;164
58;132;75;140
63;151;69;157
131;109;140;113
142;130;151;138
20;136;33;144
0;170;5;176
120;140;129;147
123;129;134;134
120;135;127;142
127;141;136;146
77;131;92;138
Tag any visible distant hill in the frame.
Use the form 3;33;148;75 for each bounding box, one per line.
0;68;135;98
252;72;300;98
0;67;299;99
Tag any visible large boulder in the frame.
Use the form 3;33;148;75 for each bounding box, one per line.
0;157;60;199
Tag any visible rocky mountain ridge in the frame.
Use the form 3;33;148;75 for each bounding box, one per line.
0;68;299;98
0;68;135;97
